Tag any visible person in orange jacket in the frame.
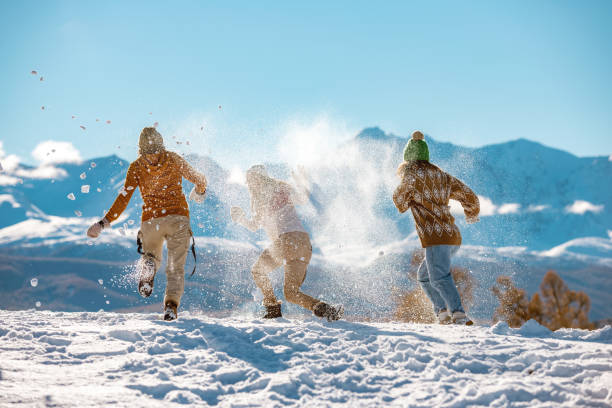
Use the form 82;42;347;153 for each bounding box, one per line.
87;127;207;321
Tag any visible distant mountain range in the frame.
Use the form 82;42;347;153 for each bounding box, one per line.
1;128;610;320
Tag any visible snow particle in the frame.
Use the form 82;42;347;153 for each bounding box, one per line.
80;172;86;180
67;193;76;200
41;106;45;110
128;220;134;225
106;120;111;124
96;188;102;192
81;185;90;194
156;224;160;231
91;162;97;168
153;122;159;128
31;70;37;75
35;301;41;308
80;125;86;130
98;279;104;285
106;300;110;305
40;76;44;81
74;210;82;217
30;278;39;287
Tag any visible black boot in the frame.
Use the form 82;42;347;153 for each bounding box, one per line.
263;303;282;319
164;300;178;321
138;255;156;298
313;302;344;322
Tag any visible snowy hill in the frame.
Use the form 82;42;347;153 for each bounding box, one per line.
1;310;611;407
0;129;611;321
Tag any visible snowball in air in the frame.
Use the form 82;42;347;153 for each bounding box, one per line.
67;193;76;200
80;172;86;180
81;185;90;194
30;278;38;287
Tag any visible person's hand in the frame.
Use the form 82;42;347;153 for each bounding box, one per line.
189;186;206;203
230;207;245;223
466;216;480;224
87;218;110;238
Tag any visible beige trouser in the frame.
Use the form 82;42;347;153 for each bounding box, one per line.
252;231;319;311
140;215;192;307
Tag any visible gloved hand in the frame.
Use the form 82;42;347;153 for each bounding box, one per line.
466;216;480;224
189;186;206;203
230;207;245;223
87;218;110;238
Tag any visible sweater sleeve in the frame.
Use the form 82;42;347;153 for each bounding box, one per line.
104;162;139;223
449;175;480;219
393;173;415;213
174;153;207;193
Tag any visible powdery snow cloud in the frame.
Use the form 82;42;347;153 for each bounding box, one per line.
32;141;82;165
565;200;604;215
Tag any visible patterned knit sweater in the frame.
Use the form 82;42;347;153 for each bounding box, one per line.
393;161;480;248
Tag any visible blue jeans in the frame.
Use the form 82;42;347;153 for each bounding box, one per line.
417;245;464;314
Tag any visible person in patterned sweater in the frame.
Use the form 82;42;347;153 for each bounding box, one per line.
393;131;480;325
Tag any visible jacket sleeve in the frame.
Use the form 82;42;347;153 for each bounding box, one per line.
174;153;207;194
449;175;480;219
104;162;139;223
393;173;415;213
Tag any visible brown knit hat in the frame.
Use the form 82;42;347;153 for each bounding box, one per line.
138;127;165;155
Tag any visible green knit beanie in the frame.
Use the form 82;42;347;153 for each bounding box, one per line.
403;131;429;162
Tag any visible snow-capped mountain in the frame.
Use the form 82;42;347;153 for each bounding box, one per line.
0;129;610;320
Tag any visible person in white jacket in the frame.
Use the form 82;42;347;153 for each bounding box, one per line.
231;165;342;321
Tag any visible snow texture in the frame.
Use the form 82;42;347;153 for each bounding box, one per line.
0;310;610;407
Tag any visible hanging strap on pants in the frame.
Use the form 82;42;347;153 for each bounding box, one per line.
136;229;197;278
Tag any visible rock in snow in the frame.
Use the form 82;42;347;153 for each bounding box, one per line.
0;310;610;407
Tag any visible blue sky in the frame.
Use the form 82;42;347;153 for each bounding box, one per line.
1;0;611;167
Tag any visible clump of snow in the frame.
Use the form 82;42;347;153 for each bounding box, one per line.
74;210;82;217
80;172;86;180
67;193;75;201
0;310;610;407
81;185;90;194
565;200;604;215
35;301;41;308
98;279;104;285
30;278;38;287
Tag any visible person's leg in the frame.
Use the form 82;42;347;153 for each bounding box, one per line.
425;245;464;313
417;251;447;315
138;219;165;296
277;232;319;311
252;248;283;307
163;215;192;308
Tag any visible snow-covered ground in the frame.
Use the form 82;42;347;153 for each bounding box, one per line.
1;310;611;407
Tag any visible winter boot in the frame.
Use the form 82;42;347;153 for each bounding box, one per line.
451;310;473;326
313;302;344;322
437;309;451;325
138;255;156;298
164;300;178;321
263;303;282;319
